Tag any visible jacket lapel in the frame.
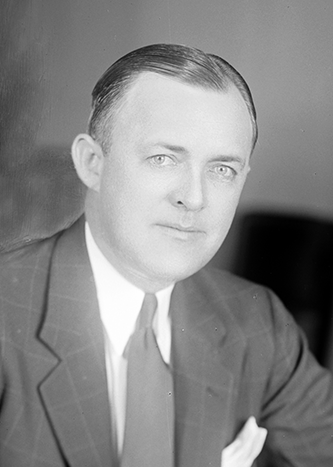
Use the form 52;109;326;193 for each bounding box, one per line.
170;273;245;467
38;219;113;467
36;218;246;467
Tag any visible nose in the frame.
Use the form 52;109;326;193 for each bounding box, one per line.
170;168;206;211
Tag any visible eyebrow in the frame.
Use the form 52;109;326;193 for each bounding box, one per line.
155;143;246;169
157;144;189;154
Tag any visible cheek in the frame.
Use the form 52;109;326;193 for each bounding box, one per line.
205;189;243;243
99;176;153;238
100;162;134;210
208;188;241;222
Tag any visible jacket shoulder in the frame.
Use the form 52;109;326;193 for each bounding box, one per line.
182;266;294;339
0;231;65;323
187;266;277;309
0;217;83;270
0;232;62;281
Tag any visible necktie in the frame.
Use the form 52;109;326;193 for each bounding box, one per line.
121;294;174;467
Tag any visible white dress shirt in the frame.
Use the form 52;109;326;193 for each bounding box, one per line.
85;223;174;455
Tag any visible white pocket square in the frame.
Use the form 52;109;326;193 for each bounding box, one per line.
221;416;268;467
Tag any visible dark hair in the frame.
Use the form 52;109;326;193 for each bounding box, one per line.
88;43;257;152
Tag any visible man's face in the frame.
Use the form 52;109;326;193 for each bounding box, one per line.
91;72;253;290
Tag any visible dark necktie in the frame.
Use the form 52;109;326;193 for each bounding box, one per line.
121;293;174;467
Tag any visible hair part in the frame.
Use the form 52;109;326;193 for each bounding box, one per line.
88;43;258;153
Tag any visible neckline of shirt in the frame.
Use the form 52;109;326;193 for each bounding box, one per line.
85;222;174;357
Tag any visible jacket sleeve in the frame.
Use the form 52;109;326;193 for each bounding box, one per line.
257;290;333;466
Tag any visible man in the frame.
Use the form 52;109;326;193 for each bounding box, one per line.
0;44;332;467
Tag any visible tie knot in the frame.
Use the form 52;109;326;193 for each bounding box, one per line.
138;293;158;329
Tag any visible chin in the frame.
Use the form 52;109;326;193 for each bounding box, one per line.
154;255;210;284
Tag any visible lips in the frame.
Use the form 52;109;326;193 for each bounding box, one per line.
156;223;205;237
165;224;200;232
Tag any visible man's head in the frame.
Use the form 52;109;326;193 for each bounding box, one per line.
72;44;256;292
88;43;257;154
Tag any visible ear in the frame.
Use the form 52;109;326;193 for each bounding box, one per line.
71;134;104;192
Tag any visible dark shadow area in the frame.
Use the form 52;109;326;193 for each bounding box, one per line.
228;211;333;367
0;145;85;251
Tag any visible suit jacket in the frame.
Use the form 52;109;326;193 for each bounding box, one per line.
1;217;333;467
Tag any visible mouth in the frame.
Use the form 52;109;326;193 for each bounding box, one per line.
156;223;205;240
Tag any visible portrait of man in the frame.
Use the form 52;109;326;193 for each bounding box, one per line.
0;43;332;467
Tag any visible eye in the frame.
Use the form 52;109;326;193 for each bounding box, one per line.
212;165;236;180
149;154;175;167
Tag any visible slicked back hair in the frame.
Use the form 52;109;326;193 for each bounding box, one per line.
88;43;258;153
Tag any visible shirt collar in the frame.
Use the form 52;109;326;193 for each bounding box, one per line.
85;222;174;357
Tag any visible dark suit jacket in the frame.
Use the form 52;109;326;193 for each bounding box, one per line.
1;218;333;466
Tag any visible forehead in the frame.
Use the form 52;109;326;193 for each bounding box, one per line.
111;72;253;153
119;71;239;114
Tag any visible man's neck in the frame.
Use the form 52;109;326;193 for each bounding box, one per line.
85;219;174;293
